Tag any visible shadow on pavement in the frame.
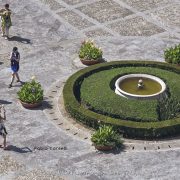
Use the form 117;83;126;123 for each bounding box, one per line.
22;100;53;111
96;144;126;155
42;100;53;110
4;145;32;153
0;100;12;104
8;36;31;44
12;81;26;88
0;62;3;65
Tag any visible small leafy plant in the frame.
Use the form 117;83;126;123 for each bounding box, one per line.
79;40;103;60
164;44;180;64
17;79;43;103
91;125;123;148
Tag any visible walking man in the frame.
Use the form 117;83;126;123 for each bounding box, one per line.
0;4;12;39
9;47;21;88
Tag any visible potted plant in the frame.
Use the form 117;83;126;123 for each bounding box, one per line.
79;40;103;65
164;44;180;65
91;125;123;151
17;78;43;108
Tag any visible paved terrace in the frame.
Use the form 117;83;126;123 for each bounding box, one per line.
0;0;180;179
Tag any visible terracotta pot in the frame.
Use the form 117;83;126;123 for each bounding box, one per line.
20;100;42;108
94;145;115;151
80;59;102;66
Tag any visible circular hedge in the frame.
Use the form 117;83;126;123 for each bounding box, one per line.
63;61;180;139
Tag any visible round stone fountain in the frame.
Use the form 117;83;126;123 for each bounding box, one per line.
115;74;166;100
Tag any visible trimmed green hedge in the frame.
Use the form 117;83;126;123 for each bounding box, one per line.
63;61;180;139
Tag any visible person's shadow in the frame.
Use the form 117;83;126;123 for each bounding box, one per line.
4;145;32;153
8;36;31;44
0;100;12;104
12;81;26;87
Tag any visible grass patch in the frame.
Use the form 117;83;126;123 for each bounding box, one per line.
80;67;180;122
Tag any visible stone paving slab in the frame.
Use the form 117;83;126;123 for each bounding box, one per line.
108;16;165;36
40;0;66;11
0;0;180;179
120;0;172;11
61;0;88;6
146;4;180;30
57;10;94;30
77;0;133;23
84;28;112;38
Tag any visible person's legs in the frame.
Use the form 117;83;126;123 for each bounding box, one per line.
15;72;20;82
1;26;5;36
3;134;6;149
0;133;2;147
4;26;9;39
9;72;15;88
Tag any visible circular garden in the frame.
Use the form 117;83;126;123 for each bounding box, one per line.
63;61;180;139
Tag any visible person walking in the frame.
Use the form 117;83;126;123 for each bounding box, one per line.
0;105;7;150
0;4;12;40
9;47;21;88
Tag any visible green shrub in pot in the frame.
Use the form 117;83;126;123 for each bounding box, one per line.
79;40;103;61
91;125;123;148
17;79;43;104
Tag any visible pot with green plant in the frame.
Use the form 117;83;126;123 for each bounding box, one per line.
164;44;180;65
91;125;123;151
79;40;103;65
17;78;43;108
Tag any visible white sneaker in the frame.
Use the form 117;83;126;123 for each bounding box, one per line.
4;36;8;40
1;34;5;37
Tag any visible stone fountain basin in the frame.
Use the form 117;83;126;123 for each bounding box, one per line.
115;74;166;100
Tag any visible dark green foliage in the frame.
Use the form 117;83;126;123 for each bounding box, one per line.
158;96;180;120
91;125;123;147
17;80;43;103
164;44;180;64
63;61;180;139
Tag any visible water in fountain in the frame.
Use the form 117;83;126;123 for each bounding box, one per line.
120;77;161;95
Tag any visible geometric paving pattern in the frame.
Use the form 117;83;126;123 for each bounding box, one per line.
108;16;165;36
77;0;133;23
0;0;180;179
120;0;172;11
40;0;65;10
146;4;180;29
40;0;180;38
84;28;112;37
57;10;94;30
62;0;88;5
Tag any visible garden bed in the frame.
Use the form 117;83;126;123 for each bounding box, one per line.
63;61;180;139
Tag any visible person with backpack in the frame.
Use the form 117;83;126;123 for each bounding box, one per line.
9;47;21;88
0;4;12;39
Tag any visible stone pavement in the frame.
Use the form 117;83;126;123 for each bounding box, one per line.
0;0;180;179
